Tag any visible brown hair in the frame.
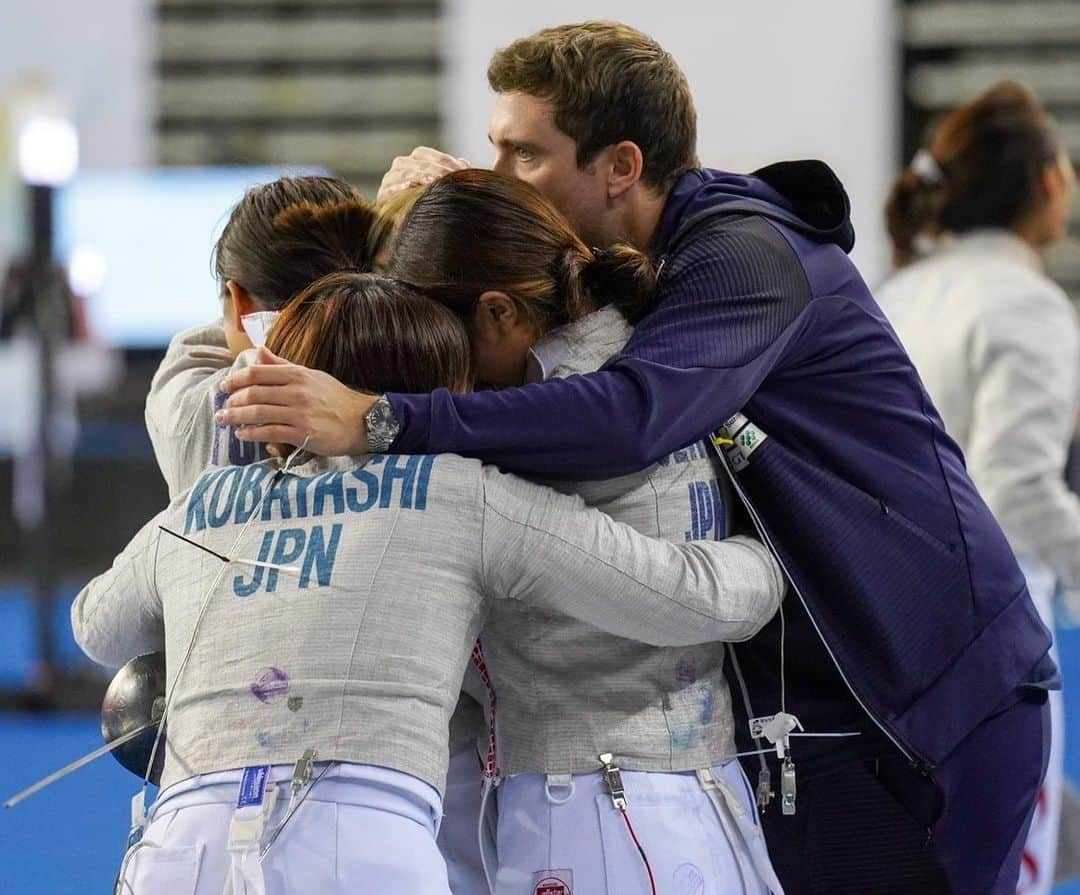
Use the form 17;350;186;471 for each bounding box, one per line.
369;186;423;272
885;81;1064;267
266;272;472;396
213;175;380;307
487;21;698;193
386;169;656;335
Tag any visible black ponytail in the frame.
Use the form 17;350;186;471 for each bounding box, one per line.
581;243;657;323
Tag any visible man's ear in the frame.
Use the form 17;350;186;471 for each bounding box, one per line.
474;291;520;331
607;140;645;200
225;280;258;319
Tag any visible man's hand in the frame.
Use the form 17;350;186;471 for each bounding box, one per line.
377;146;470;204
217;347;378;456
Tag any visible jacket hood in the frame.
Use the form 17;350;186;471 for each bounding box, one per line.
657;160;856;255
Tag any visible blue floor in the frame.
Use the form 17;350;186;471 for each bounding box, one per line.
3;594;1080;892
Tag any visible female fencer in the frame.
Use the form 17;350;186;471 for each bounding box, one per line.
142;175;489;891
378;169;785;894
144;169;785;893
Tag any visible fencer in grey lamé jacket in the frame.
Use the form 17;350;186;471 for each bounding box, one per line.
144;321;489;751
71;451;783;795
484;305;749;774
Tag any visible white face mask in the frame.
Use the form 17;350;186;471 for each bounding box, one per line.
240;310;282;347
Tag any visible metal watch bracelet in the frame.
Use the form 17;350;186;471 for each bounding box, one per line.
365;394;401;453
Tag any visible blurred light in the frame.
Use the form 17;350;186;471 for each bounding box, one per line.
67;243;108;295
17;115;79;187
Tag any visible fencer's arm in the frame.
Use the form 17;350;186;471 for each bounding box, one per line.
145;321;257;499
71;512;166;668
480;467;784;645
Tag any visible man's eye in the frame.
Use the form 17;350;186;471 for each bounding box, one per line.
515;147;535;161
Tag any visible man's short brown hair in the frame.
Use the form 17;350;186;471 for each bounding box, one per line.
488;21;698;193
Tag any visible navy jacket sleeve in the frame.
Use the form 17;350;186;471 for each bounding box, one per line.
389;216;811;479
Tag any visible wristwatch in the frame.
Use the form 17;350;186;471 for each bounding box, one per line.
364;394;401;453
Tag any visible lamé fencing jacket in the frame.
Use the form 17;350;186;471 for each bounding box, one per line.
483;305;744;775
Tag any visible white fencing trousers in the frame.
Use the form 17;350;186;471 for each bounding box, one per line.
438;748;494;895
1016;558;1064;895
115;763;451;895
492;760;784;895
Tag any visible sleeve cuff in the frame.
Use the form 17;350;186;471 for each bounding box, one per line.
386;392;432;452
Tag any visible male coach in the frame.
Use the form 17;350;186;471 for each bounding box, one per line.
218;22;1055;894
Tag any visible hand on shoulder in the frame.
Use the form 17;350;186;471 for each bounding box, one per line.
217;347;377;456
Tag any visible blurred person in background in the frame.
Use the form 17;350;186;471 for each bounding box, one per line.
879;81;1078;895
219;21;1056;895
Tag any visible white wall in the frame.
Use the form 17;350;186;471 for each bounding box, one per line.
443;0;899;285
0;0;153;168
0;0;153;262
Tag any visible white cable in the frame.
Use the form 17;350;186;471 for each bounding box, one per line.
113;839;161;895
477;776;497;895
726;644;770;795
717;449;789;717
734;730;862;760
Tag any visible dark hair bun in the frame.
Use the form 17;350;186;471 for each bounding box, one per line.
272;199;380;275
884;168;941;269
582;243;656;323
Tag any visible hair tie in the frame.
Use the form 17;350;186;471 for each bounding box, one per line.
911;149;945;187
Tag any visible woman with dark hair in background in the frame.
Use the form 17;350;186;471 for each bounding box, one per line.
385;169;784;894
75;269;785;894
879;81;1078;895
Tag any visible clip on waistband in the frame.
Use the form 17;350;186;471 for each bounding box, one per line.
598;754;627;812
226;765;278;895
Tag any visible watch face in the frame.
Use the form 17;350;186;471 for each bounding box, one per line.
372;403;393;427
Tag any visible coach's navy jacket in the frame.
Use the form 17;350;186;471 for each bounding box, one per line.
389;162;1057;769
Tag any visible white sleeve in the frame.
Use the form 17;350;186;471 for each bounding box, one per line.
145;321;257;499
71;510;167;668
966;281;1080;588
479;466;784;645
